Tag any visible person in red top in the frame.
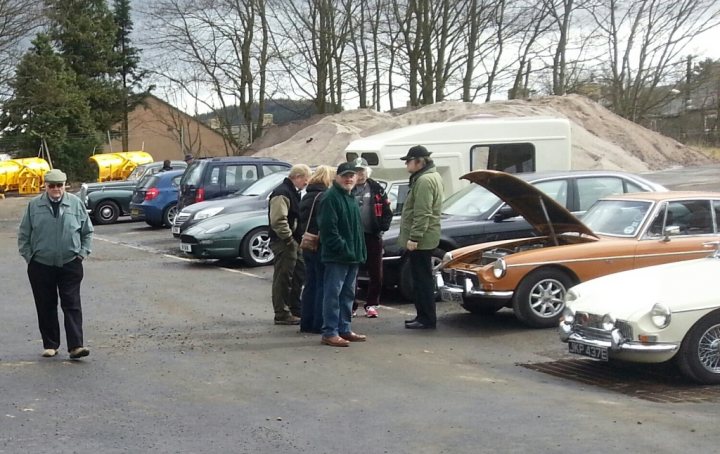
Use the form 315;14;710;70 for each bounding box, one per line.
351;158;393;318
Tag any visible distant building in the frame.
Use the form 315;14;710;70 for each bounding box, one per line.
643;62;720;146
102;95;233;161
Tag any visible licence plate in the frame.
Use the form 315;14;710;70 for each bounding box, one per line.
568;341;608;361
172;226;180;234
440;289;463;303
130;208;140;216
180;243;192;252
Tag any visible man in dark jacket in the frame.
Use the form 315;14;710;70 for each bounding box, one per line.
351;157;393;318
268;164;311;325
318;162;367;347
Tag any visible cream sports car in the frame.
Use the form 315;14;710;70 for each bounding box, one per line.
559;242;720;384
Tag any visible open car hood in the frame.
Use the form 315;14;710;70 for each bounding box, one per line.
461;170;596;238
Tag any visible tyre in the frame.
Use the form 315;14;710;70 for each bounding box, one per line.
461;297;506;315
240;227;274;267
512;268;574;328
163;203;178;228
93;200;120;225
399;248;445;302
676;311;720;385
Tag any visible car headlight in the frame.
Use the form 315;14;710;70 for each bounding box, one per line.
564;288;579;304
601;314;615;331
195;207;224;220
492;258;506;279
204;223;231;234
650;303;671;329
560;306;575;325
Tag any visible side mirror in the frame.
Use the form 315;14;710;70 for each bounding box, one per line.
493;205;517;222
662;225;680;241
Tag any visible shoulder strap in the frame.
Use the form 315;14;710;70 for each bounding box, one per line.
305;193;320;233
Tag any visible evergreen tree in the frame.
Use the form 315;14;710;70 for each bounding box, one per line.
0;34;100;180
112;0;150;152
45;0;123;131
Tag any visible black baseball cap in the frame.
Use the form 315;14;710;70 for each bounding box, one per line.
337;161;359;176
400;145;432;161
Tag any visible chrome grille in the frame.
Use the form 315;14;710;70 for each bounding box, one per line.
179;234;198;244
441;269;479;288
573;312;633;341
175;212;191;225
79;184;88;205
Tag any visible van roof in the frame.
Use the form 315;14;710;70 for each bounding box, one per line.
345;116;570;151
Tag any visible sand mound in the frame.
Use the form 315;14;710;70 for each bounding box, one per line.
250;94;716;172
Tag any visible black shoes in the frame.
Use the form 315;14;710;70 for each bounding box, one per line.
405;321;436;330
404;318;417;324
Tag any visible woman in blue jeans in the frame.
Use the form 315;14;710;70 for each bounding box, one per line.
298;166;335;333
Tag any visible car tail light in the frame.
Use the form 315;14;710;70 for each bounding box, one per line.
195;187;205;203
145;188;160;201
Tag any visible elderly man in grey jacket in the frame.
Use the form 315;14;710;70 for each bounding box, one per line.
18;169;94;359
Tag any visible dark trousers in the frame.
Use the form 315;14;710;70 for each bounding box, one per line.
270;239;305;320
300;250;324;333
355;233;384;309
27;259;85;351
408;249;436;327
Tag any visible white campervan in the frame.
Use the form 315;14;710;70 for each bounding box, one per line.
345;116;572;196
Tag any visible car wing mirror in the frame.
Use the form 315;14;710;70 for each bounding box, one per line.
494;205;517;222
662;225;680;241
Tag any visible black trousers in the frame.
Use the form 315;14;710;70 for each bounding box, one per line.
408;249;436;327
27;259;84;351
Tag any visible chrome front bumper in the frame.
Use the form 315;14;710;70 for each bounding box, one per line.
560;328;679;355
436;272;514;300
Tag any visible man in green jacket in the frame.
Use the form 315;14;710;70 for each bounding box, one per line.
398;145;444;329
18;169;94;359
318;162;367;347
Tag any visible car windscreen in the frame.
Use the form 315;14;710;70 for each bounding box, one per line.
126;165;146;181
442;184;500;217
180;162;204;187
239;172;288;196
581;199;652;237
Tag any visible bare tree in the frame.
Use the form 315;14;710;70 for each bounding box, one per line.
143;0;271;154
0;0;44;98
267;0;352;113
508;1;552;99
591;0;720;121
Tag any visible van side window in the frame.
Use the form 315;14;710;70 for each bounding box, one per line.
471;143;537;173
715;201;720;233
487;143;535;174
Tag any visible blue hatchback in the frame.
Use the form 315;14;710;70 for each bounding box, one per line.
130;169;185;228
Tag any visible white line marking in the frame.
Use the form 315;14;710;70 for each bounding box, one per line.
94;235;265;279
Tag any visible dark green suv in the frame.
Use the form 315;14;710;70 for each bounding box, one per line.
178;156;291;210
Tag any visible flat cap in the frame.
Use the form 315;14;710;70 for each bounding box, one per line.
44;169;67;183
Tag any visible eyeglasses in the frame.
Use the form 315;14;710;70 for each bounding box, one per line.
46;183;65;189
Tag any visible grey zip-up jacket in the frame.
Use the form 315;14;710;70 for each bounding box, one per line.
18;192;94;266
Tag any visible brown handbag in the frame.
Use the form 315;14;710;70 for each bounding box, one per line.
300;194;320;252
